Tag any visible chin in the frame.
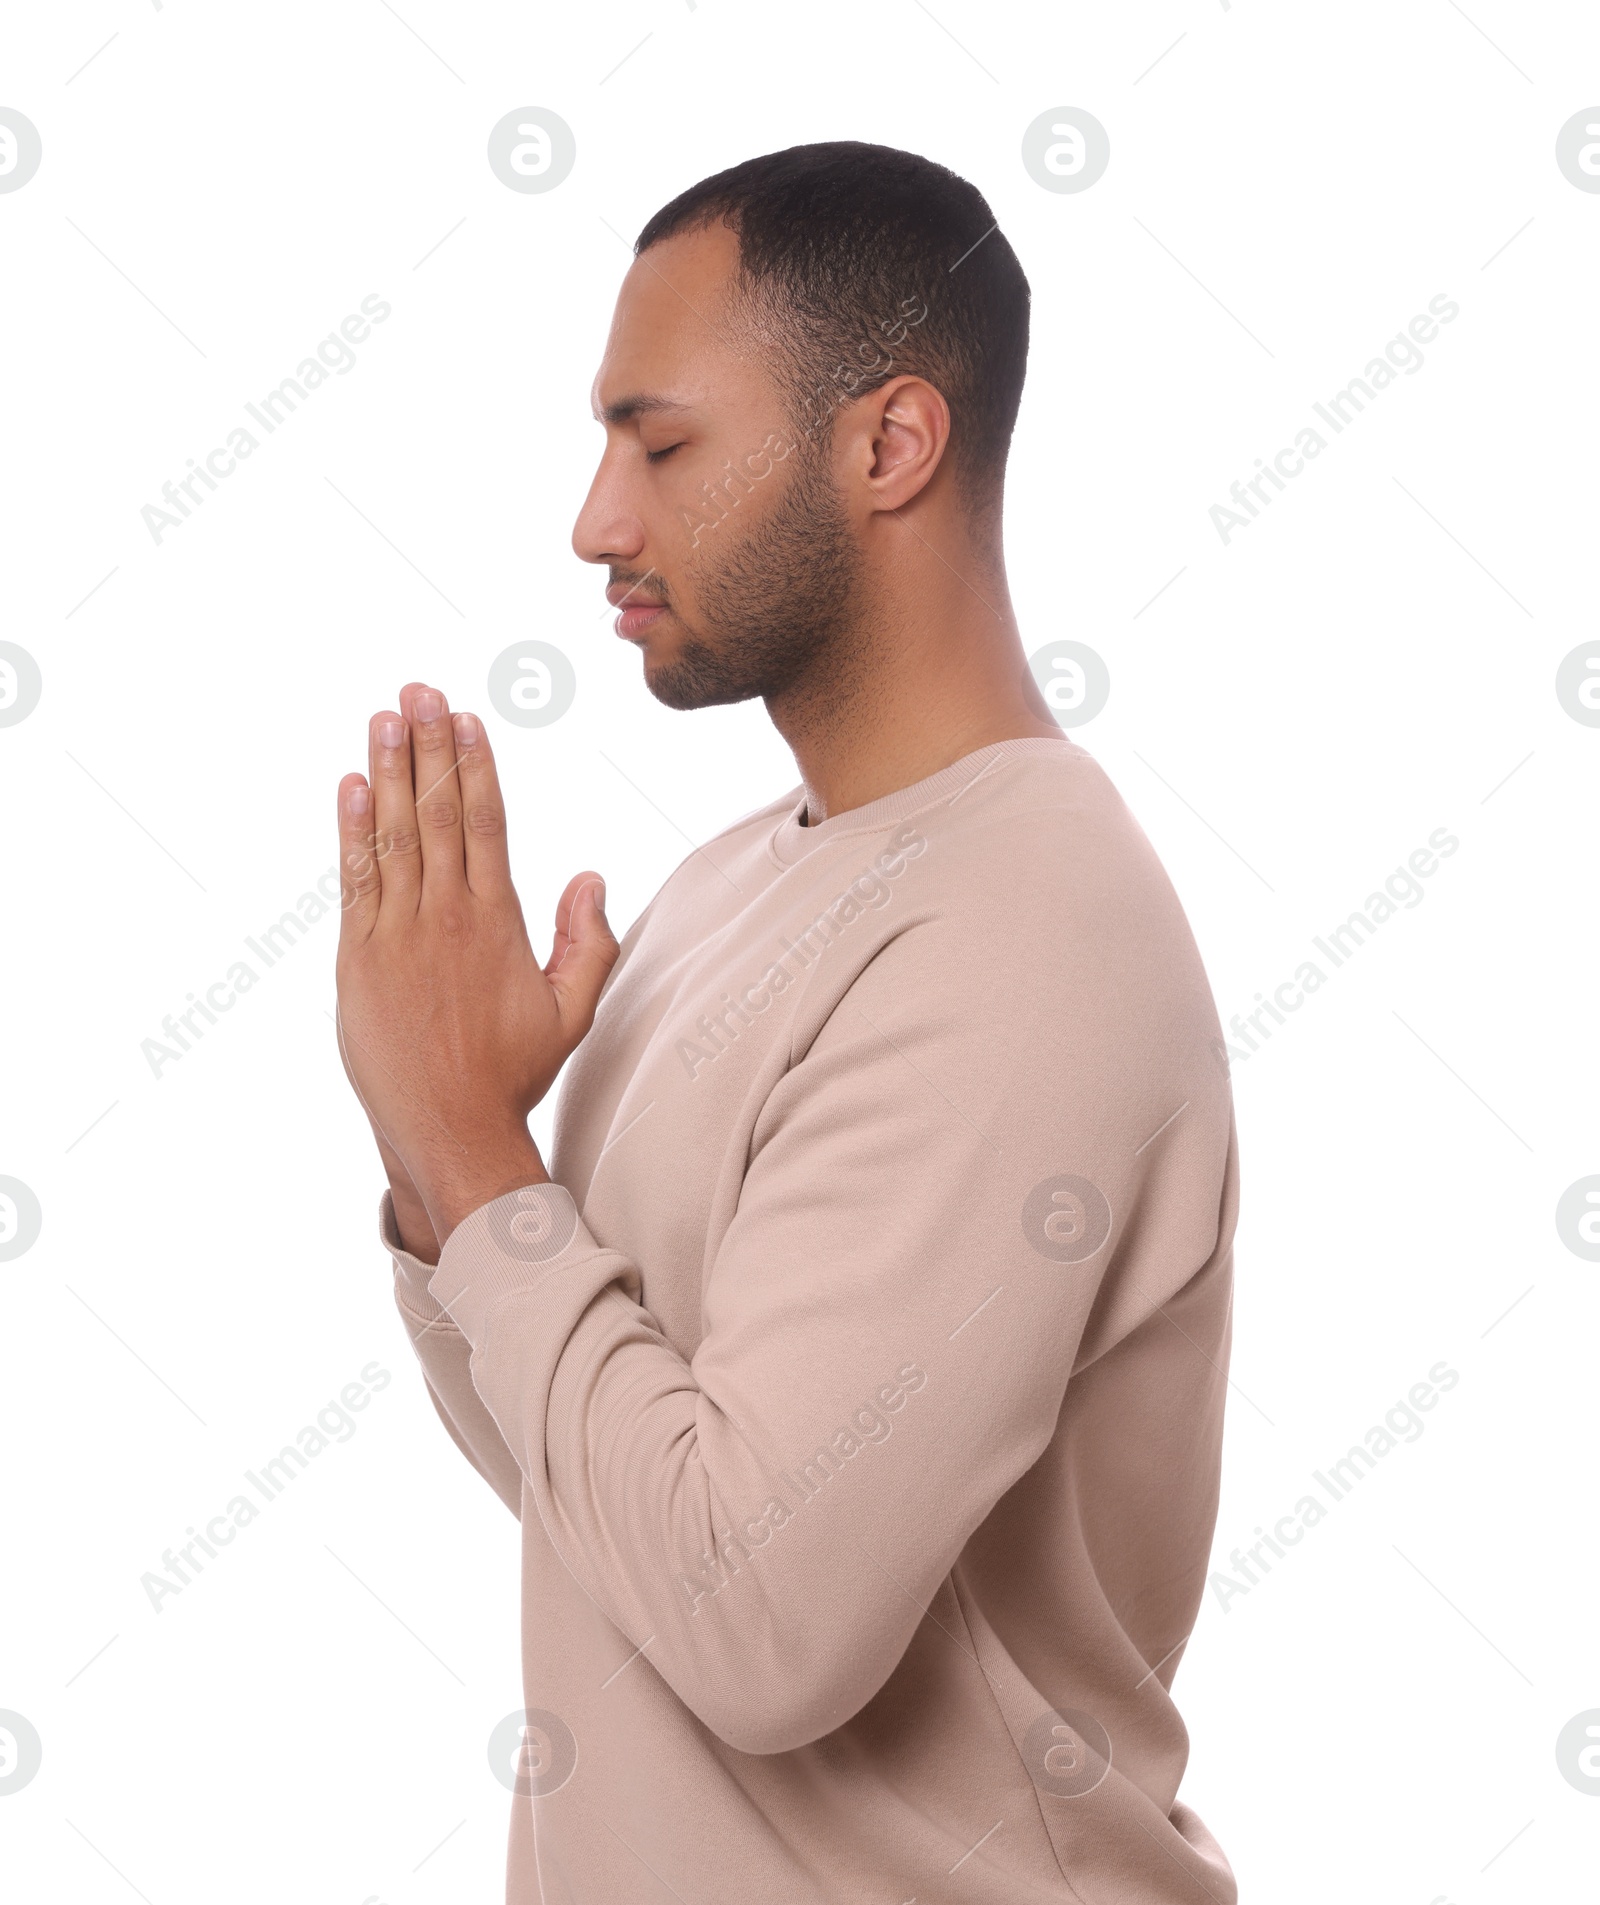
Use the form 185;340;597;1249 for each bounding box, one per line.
643;664;708;712
642;656;739;713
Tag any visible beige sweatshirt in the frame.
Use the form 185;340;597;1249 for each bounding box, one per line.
381;735;1239;1903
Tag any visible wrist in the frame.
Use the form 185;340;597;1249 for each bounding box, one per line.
387;1176;441;1265
420;1129;550;1243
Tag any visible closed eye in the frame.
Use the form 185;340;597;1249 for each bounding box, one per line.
645;443;685;464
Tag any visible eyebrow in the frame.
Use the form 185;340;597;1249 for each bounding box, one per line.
596;393;694;425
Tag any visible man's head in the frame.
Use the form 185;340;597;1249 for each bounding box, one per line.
572;142;1030;712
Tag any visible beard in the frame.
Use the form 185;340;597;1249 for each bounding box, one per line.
636;440;867;712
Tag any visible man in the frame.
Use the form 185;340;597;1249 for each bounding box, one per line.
335;142;1238;1902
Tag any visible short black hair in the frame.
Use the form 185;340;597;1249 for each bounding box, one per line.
635;142;1030;516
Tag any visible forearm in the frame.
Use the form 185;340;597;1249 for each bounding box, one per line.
427;1184;1052;1757
380;1190;524;1516
397;1298;526;1518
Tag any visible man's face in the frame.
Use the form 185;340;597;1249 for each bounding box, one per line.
572;223;863;710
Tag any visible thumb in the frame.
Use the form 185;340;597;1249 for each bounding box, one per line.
546;871;620;1036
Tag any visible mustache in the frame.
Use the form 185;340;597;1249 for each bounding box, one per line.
609;569;669;609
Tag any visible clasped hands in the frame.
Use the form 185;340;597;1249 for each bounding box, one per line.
334;681;618;1261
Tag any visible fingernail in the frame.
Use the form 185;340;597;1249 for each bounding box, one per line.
379;718;405;748
414;690;442;722
349;784;370;815
453;712;479;746
592;878;607;916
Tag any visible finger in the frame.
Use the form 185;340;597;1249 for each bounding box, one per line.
336;772;380;940
449;711;512;894
400;682;466;899
546;871;621;1039
369;709;422;911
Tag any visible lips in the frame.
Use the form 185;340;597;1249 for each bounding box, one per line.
606;579;668;640
615;602;668;639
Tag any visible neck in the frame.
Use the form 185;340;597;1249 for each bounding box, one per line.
766;525;1063;825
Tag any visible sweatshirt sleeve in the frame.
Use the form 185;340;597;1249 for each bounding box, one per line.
427;907;1229;1755
379;1192;524;1519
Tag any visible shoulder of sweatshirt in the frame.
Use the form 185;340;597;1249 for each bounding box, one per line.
910;736;1140;853
753;740;1165;900
775;743;1228;1122
742;747;1235;1343
645;739;1154;900
841;740;1199;972
607;740;1206;1017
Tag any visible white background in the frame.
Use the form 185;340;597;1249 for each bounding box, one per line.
2;3;1596;1900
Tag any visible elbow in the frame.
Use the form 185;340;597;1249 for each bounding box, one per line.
669;1638;891;1757
656;1545;921;1754
695;1687;858;1758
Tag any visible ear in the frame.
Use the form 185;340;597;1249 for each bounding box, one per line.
855;375;951;512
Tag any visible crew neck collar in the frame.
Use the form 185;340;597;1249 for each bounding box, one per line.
768;735;1076;868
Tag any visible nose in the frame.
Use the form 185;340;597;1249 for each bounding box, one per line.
572;451;646;569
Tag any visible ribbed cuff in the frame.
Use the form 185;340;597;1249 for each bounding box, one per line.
428;1180;604;1348
378;1189;451;1323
